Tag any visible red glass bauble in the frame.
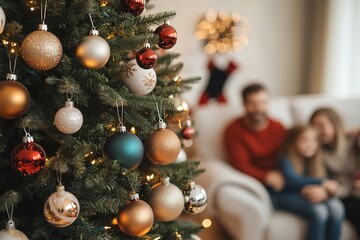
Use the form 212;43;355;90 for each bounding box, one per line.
136;45;157;69
123;0;145;16
11;136;46;176
155;23;177;49
181;126;195;140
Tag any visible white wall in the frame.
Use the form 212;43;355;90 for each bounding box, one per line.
151;0;306;106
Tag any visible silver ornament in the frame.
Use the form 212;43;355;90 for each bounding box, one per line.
183;180;208;214
54;100;83;134
44;184;80;228
0;220;29;240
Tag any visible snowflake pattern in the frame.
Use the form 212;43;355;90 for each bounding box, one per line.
124;62;137;78
143;73;156;90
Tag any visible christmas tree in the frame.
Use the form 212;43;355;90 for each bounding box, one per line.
0;0;205;239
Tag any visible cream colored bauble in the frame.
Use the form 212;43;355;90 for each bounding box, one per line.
0;7;6;34
76;30;110;69
175;148;187;164
148;177;184;222
122;59;157;96
54;100;83;134
44;185;80;228
0;220;29;240
21;24;63;71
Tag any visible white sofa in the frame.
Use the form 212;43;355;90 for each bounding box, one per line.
193;95;360;240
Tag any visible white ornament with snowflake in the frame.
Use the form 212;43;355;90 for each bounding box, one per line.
122;59;157;96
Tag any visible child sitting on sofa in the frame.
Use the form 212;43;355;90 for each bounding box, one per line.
274;125;344;240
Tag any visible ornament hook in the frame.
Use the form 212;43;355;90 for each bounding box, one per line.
5;203;14;222
56;171;63;185
88;13;96;31
152;95;164;123
66;91;73;101
115;98;124;127
40;0;48;24
23;125;31;138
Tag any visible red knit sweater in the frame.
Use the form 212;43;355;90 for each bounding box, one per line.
224;117;286;183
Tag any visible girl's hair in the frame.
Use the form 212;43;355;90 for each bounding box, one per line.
284;125;325;177
309;107;347;157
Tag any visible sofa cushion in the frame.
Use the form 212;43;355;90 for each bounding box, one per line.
290;95;360;130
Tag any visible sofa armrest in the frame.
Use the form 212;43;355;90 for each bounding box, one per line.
196;159;273;216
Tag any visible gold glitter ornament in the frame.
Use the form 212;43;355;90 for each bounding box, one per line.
145;121;181;165
117;192;154;237
44;184;80;228
148;177;184;222
76;29;110;69
21;24;63;71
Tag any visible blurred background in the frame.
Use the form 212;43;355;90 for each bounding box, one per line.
150;0;360;239
151;0;360;106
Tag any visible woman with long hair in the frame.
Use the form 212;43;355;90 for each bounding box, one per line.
275;125;344;240
310;108;360;236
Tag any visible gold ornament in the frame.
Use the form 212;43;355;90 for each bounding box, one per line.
117;192;154;237
148;177;185;222
0;74;30;119
21;24;63;71
166;95;190;124
0;220;29;240
145;122;181;165
44;185;80;228
76;30;110;69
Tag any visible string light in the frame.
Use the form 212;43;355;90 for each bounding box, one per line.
85;151;93;157
111;127;117;132
100;0;108;7
202;218;212;228
104;226;111;230
111;217;118;225
196;11;252;54
146;174;154;182
130;127;136;134
27;0;38;11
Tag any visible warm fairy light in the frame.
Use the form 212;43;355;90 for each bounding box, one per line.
130;127;136;134
91;160;96;165
111;217;118;225
30;7;35;11
106;34;115;40
174;76;181;83
104;226;111;230
153;237;161;240
100;0;108;7
2;39;9;45
85;151;94;157
202;219;212;228
146;174;155;181
196;11;252;54
111;127;117;132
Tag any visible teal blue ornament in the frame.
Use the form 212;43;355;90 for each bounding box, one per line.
104;125;144;170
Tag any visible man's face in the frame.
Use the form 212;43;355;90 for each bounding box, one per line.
244;90;269;124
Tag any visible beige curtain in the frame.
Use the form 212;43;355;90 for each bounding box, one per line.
305;0;360;97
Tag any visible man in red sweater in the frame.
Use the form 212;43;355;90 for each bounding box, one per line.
224;83;286;191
